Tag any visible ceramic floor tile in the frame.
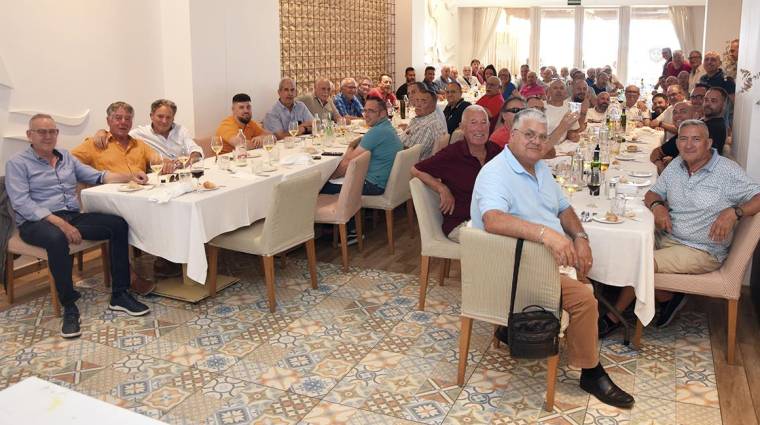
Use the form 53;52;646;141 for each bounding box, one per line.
629;395;676;424
675;402;722;425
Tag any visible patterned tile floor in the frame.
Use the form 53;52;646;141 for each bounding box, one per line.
0;255;722;424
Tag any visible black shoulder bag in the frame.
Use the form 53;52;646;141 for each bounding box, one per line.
507;239;562;359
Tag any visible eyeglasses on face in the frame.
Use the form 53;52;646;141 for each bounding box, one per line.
29;128;60;136
513;128;549;143
502;107;524;114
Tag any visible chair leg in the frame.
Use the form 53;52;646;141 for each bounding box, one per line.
545;354;560;412
439;258;451;286
727;299;738;365
385;209;394;254
100;244;111;288
633;318;643;348
47;269;61;318
338;223;349;272
332;225;339;249
457;316;473;386
76;251;84;272
355;211;364;252
206;245;219;297
493;325;501;349
262;256;276;313
305;239;318;290
5;252;15;304
406;199;416;238
418;255;431;310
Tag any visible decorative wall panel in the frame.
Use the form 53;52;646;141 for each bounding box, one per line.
279;0;395;94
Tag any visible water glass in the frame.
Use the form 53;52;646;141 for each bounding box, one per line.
218;154;231;170
612;194;627;217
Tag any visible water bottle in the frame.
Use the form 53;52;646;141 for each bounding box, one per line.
234;129;247;164
386;99;394;119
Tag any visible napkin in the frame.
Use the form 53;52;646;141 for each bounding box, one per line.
279;153;313;166
148;181;194;203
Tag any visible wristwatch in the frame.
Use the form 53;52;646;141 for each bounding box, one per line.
649;200;666;211
734;206;744;220
573;232;589;241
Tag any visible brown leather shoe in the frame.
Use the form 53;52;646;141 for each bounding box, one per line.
130;275;156;296
153;257;182;278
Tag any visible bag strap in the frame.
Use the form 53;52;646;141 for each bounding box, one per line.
508;238;525;319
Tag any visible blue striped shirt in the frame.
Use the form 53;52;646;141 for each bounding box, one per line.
333;93;364;117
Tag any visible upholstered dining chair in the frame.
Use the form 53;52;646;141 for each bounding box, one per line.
315;151;371;272
1;177;111;318
431;132;450;156
409;178;460;310
633;213;760;364
457;226;563;412
208;170;322;313
361;144;421;254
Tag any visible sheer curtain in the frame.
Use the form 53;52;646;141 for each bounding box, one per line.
492;9;531;73
472;8;503;64
669;6;696;54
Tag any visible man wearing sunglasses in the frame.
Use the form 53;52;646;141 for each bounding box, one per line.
5;115;152;339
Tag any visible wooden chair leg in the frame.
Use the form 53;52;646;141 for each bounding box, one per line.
418;255;431;310
727;299;738;365
76;251;84;272
332;225;339;249
5;252;15;304
305;239;318;290
385;209;394;254
439;258;451;286
406;199;416;238
262;256;276;313
100;244;111;288
633;318;643;348
338;223;349;272
206;245;219;297
47;269;61;318
355;211;364;252
545;354;560;412
457;316;473;386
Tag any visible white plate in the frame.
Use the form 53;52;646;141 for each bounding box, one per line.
629;171;653;178
263;165;278;172
592;215;625;224
118;184;145;192
616;154;636;161
199;186;220;191
247;151;263;158
629;179;652;187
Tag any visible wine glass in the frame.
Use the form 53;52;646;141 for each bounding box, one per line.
263;135;276;167
149;152;163;185
211;136;223;163
177;145;190;170
288;120;299;138
312;119;324;150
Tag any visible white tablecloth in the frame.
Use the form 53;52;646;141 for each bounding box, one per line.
554;126;664;325
81;144;346;283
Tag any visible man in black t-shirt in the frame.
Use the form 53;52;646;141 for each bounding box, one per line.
701;87;728;153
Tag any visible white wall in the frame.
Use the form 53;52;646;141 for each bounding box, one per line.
395;0;426;83
703;0;741;53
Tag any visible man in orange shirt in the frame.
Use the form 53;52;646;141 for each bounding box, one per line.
72;102;154;178
215;93;270;154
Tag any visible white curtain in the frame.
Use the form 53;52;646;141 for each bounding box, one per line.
472;8;503;63
669;6;697;54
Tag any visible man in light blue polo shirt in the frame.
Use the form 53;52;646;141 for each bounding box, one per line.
470;109;635;409
263;77;314;140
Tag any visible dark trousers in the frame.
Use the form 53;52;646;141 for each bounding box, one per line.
320;179;385;196
19;211;131;307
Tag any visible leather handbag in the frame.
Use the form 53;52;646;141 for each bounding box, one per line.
507;239;562;359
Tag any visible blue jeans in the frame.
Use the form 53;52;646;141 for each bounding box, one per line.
320;180;385;195
19;211;131;307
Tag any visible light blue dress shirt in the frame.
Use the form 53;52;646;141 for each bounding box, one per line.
471;147;570;235
5;146;105;226
650;149;760;262
263;100;314;134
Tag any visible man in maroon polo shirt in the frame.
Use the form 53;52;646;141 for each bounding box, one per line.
411;105;502;241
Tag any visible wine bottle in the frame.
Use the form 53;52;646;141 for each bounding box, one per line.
589;144;601;196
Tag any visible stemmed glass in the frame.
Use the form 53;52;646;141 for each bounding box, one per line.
211;136;223;163
263;135;276;167
312;119;324;150
288;121;299;138
177;145;191;170
149;152;163;185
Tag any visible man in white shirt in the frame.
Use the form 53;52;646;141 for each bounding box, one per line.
400;88;448;160
586;92;610;123
544;80;581;144
688;50;707;92
650;85;685;140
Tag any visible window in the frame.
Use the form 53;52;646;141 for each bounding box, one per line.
627;7;681;88
494;9;531;74
539;9;575;69
582;9;619;71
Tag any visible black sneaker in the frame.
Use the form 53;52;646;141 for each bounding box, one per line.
655;293;687;328
494;325;509;345
109;292;151;316
61;305;82;338
346;231;364;246
598;315;622;338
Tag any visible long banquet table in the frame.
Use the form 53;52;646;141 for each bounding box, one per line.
81;140;349;300
553;126;665;325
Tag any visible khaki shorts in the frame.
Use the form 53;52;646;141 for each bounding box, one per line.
654;232;722;274
447;222;467;243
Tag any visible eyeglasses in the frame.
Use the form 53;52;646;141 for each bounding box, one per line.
363;108;382;115
503;108;524;114
29;128;59;136
513;128;549;144
624;91;640;95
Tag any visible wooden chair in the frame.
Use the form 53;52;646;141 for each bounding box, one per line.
633;213;760;364
361;145;421;254
457;227;563;411
315;151;371;271
409;178;460;310
208;170;322;312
